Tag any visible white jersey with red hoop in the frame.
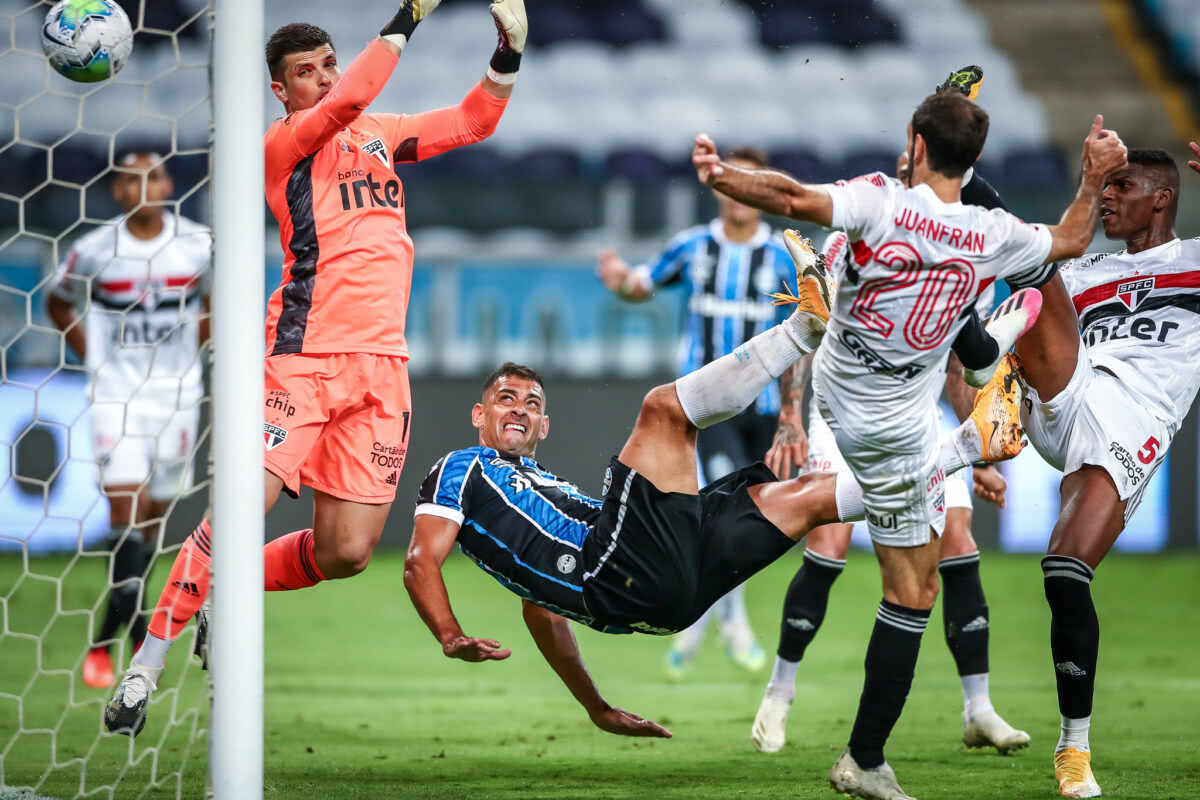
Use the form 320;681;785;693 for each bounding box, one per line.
52;213;211;407
814;172;1052;445
1063;236;1200;429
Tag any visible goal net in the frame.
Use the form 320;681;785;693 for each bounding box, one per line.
0;1;223;797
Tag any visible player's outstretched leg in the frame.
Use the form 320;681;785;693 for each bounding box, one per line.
752;537;847;754
963;288;1044;387
1044;467;1124;799
105;519;211;735
939;531;1029;755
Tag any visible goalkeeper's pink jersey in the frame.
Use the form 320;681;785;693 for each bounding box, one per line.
263;39;508;358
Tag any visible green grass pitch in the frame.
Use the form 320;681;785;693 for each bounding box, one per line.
2;550;1198;799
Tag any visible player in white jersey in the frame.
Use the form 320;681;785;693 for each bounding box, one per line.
692;90;1127;799
750;215;1029;758
46;152;210;690
984;147;1200;798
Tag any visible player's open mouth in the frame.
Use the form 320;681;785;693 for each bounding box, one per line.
504;423;527;433
1100;208;1114;218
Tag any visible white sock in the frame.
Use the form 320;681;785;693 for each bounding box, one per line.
717;586;755;653
834;470;865;522
939;421;983;477
1057;715;1091;752
673;608;712;660
676;321;813;429
132;633;171;670
766;656;800;701
961;673;994;718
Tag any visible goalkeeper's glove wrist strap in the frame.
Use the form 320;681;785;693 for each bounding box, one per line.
489;46;521;77
487;66;517;85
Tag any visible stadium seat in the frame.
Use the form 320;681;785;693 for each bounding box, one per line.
1002;148;1068;186
595;4;667;46
842;149;901;180
51;139;109;186
513;148;583;181
604;149;674;182
410;146;509;181
770;148;835;184
667;3;757;49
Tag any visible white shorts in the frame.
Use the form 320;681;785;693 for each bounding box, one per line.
91;400;200;499
811;385;946;548
1023;348;1172;521
806;399;972;512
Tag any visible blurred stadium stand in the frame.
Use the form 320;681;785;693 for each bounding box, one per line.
2;0;1064;240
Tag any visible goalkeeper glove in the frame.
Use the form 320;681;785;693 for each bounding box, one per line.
936;64;984;101
489;0;527;79
380;0;442;51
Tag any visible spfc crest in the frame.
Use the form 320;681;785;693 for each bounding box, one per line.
264;423;288;450
1116;277;1154;312
361;138;389;166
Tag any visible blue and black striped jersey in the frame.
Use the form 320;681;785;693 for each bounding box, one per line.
644;220;797;414
414;446;616;629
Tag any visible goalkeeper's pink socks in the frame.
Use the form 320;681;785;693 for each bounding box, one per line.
263;529;326;591
146;521;212;643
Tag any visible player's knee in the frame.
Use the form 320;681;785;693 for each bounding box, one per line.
639;384;687;430
328;538;376;577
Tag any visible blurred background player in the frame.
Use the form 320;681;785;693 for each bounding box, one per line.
46;152;210;690
1003;147;1200;798
597;146;798;678
691;95;1127;799
105;0;527;735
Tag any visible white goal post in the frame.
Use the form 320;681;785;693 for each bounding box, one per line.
209;0;264;796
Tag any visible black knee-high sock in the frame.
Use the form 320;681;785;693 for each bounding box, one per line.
848;600;930;770
1042;555;1098;719
939;552;989;676
95;532;148;648
128;544;153;645
776;549;846;662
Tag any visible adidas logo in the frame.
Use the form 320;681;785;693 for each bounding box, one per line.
1055;661;1087;677
961;616;989;633
785;617;815;631
171;581;201;597
385;471;398;487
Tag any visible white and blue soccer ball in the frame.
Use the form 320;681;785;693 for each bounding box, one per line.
41;0;133;83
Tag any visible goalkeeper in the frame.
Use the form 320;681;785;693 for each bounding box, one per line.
106;0;528;735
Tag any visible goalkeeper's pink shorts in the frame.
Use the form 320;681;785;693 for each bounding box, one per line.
262;353;412;504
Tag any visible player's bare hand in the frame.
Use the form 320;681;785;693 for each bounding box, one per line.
1081;115;1127;179
765;411;807;479
443;636;511;662
590;706;673;738
1187;142;1200;176
693;133;722;185
597;249;630;292
972;465;1007;508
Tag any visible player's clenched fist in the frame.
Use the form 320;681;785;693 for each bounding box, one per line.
693;133;722;185
1080;114;1127;179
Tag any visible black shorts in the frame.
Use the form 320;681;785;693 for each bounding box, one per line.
581;457;794;635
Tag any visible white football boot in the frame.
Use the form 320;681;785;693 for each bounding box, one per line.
750;693;792;753
964;288;1043;387
829;749;918;800
963;708;1030;754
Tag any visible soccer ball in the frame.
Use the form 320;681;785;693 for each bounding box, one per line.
41;0;133;83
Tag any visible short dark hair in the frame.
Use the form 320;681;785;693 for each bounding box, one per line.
483;362;546;398
725;146;769;168
911;92;989;178
266;23;333;83
1127;148;1179;180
